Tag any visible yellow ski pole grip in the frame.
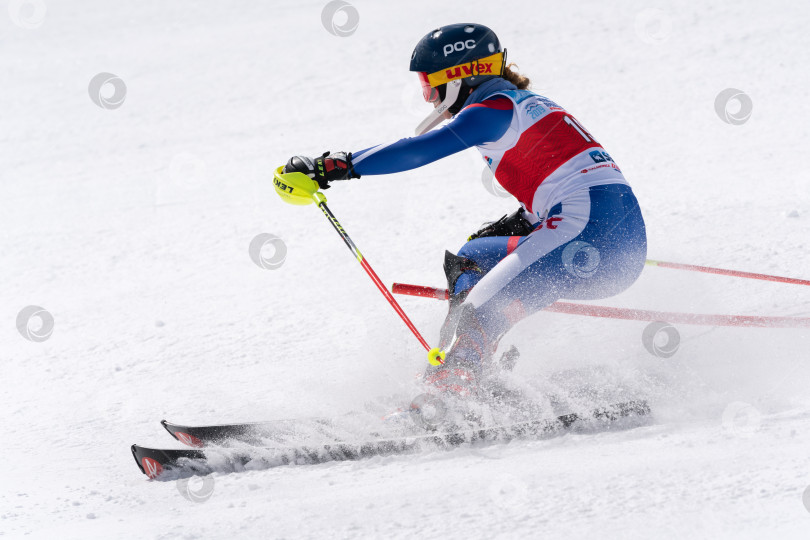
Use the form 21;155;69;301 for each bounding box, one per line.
273;166;323;206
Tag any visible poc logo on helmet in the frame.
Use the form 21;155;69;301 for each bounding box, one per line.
444;39;476;56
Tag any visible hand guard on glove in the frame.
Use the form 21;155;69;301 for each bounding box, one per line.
468;207;536;241
283;151;359;190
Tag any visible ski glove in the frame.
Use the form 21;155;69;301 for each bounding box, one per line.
283;151;359;190
468;207;536;241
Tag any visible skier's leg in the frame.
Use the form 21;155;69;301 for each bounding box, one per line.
425;235;522;395
436;235;519;354
447;184;647;369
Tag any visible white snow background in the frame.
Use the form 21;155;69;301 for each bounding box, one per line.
2;0;810;538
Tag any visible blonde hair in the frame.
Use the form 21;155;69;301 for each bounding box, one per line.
502;63;531;89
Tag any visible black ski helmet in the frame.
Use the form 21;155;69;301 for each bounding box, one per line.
409;23;506;115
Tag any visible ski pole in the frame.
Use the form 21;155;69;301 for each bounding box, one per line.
273;166;445;366
314;199;434;351
645;259;810;287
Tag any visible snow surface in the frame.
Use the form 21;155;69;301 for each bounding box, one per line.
2;0;810;538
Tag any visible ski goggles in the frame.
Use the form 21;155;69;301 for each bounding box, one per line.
418;50;506;97
418;71;441;104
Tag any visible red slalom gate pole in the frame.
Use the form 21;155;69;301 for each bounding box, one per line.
543;302;810;329
390;283;810;329
392;283;449;300
646;259;810;287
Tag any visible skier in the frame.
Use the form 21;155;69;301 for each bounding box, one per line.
283;23;647;398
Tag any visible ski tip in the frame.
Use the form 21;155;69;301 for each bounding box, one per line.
161;420;179;440
131;444;147;476
160;421;204;447
160;420;177;439
131;444;170;479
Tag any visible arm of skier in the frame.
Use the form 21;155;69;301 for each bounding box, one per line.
351;99;513;176
281;98;513;186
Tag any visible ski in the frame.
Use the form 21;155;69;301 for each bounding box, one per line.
161;416;347;447
132;445;207;479
133;400;650;478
